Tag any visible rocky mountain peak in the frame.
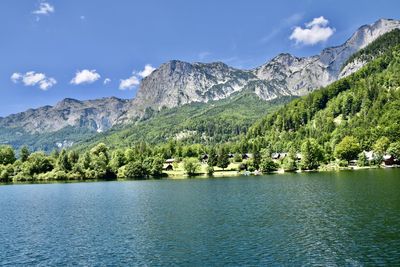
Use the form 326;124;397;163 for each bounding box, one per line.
1;18;399;140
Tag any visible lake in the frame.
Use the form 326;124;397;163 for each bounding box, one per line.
1;168;400;266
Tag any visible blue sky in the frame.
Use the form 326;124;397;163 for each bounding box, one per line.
0;0;399;116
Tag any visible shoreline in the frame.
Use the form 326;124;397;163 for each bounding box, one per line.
1;164;397;185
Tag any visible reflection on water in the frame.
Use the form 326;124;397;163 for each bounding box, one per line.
0;168;399;265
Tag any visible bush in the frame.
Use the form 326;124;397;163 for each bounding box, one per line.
183;158;200;176
282;158;297;172
233;153;242;163
207;166;214;176
125;161;148;179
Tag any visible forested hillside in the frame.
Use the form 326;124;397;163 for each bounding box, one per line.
75;93;294;149
246;38;400;158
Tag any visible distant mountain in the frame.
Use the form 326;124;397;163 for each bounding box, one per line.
1;18;399;150
131;19;400;109
0;97;129;134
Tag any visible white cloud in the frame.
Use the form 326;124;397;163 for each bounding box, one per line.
11;71;56;90
198;51;211;61
103;78;111;85
70;69;101;85
119;75;140;90
306;16;329;27
11;73;22;83
119;64;156;90
33;2;55;15
39;77;57;90
290;16;334;45
138;64;156;78
22;71;46;86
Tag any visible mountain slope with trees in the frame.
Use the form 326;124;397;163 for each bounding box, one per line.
245;32;400;163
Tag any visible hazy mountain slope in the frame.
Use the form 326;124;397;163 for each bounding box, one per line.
0;97;130;134
74;93;295;150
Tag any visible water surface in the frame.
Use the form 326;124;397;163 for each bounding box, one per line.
1;169;400;265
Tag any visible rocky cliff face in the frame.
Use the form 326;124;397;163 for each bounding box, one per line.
0;97;129;134
1;18;399;136
131;19;400;111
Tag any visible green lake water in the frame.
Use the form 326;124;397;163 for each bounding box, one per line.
1;168;399;265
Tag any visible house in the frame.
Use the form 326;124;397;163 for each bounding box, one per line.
163;164;173;171
200;154;209;161
349;160;358;166
383;154;398;166
271;153;280;160
242;153;253;160
363;151;375;161
272;153;288;160
165;158;175;164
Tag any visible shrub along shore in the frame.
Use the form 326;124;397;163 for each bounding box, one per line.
0;139;398;183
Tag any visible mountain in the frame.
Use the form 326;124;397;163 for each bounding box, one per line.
0;18;399;151
74;93;295;150
74;25;400;151
131;19;400;109
0;97;129;134
246;41;400;153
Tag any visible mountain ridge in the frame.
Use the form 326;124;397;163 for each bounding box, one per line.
1;18;399;150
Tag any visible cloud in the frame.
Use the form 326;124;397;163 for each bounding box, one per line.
198;51;211;61
10;73;22;83
119;64;156;90
103;78;111;85
138;64;156;78
119;75;140;90
33;2;55;15
70;69;101;85
11;71;56;90
290;16;334;45
38;77;57;90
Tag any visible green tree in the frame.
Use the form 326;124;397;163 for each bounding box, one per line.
208;148;218;167
217;147;230;170
252;149;261;170
125;161;147;179
19;146;30;162
149;155;164;177
57;149;71;172
282;147;297;172
183;158;200;176
110;149;126;173
0;164;14;181
90;143;110;164
260;150;278;173
334;136;361;162
233;153;242;163
387;142;400;159
0;146;16;165
207;166;214;176
68;151;79;166
357;152;369;167
300;138;324;170
25;152;54;176
78;151;91;171
373;136;390;155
